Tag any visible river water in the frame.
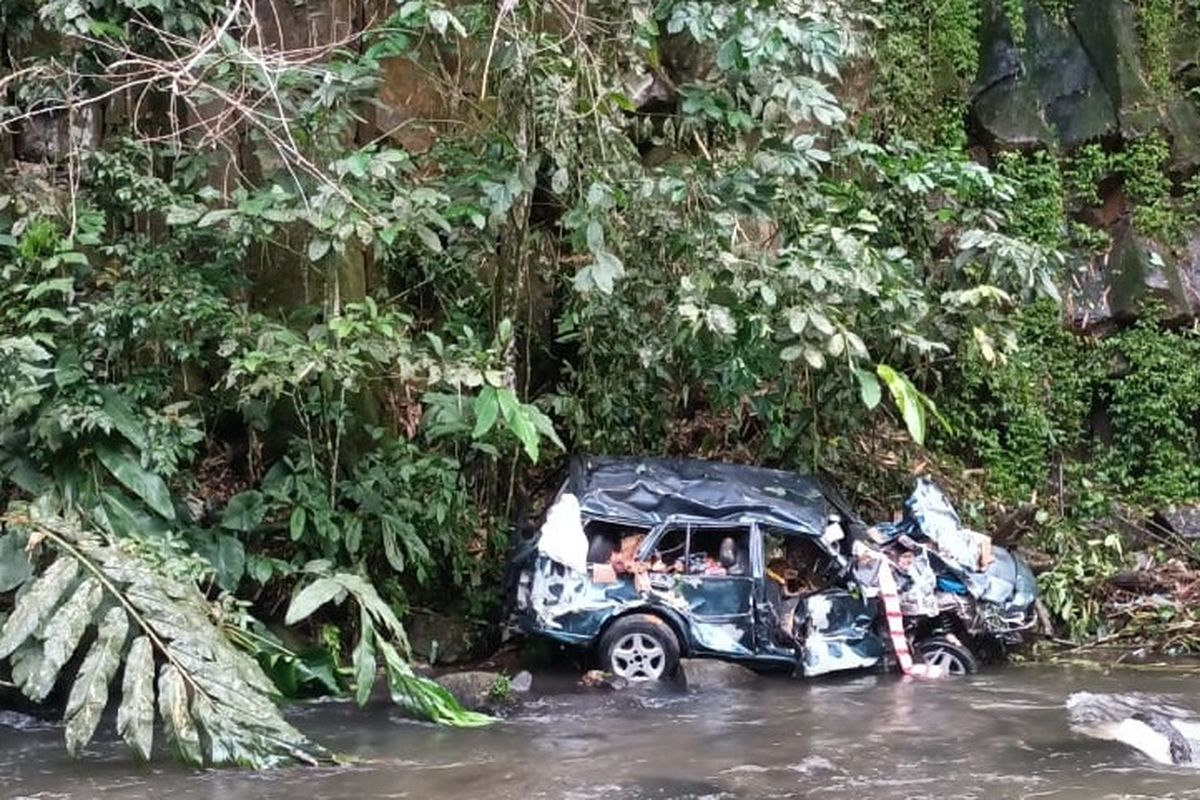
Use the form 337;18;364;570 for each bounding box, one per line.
3;663;1199;800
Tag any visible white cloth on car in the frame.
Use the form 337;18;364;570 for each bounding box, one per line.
537;492;588;573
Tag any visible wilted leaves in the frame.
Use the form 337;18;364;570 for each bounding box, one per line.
0;557;78;660
65;607;129;754
0;513;328;768
27;577;104;701
158;664;204;765
118;636;155;760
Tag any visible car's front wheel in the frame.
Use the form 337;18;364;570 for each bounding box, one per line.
598;614;681;682
915;636;979;676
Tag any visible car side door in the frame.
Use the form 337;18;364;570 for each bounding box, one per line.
664;521;757;658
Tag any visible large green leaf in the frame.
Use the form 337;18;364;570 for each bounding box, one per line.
98;388;149;452
95;442;176;521
220;491;266;532
0;557;78;659
65;607;129;754
509;407;540;462
855;368;882;410
6;510;328;768
877;364;926;445
98;488;170;541
193;532;246;591
26;577;104;701
379;638;491;727
117;636;155;761
525;405;565;452
472;386;499;438
158;663;203;766
875;364;951;445
0;441;50;495
329;572;407;646
352;608;377;707
380;517;406;572
284;577;343;625
0;532;34;592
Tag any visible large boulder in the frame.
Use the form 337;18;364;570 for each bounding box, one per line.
970;0;1200;153
435;669;533;712
405;609;498;665
1155;505;1200;540
972;2;1106;148
1067;0;1160;139
1068;224;1200;333
12;106;102;164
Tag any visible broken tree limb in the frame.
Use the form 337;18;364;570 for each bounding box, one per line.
991;502;1038;547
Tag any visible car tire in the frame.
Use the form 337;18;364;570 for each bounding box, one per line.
915;636;979;676
598;614;681;682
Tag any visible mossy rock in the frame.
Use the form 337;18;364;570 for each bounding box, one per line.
1069;224;1200;333
972;0;1115;148
1067;0;1160;139
971;0;1194;152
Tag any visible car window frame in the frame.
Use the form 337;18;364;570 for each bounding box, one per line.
637;518;759;578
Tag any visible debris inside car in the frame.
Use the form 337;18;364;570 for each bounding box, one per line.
512;457;1039;682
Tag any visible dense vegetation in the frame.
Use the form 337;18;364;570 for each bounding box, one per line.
2;0;1199;765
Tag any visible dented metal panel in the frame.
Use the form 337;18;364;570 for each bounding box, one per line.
800;590;886;677
568;456;832;537
675;575;756;657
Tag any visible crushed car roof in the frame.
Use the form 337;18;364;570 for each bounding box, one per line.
567;455;831;536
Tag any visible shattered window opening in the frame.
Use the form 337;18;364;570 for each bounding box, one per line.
648;526;687;573
764;534;836;598
685;527;751;577
584;520;650;567
644;523;752;578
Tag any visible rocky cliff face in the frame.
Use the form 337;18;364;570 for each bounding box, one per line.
972;0;1200;156
968;0;1200;334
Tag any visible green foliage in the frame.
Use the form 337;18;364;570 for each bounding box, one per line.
995;150;1065;248
1120;134;1180;241
1061;136;1188;244
940;302;1092;502
1093;319;1200;504
876;364;948;446
1064;144;1111;207
1037;525;1126;640
487;672;513;702
941;306;1200;639
1;0;1191;718
943;304;1200;508
874;0;981;144
1035;0;1073;19
1136;0;1177;96
1003;0;1027;45
283;567;491;727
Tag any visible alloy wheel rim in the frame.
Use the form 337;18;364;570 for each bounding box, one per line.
610;633;666;681
923;645;969;675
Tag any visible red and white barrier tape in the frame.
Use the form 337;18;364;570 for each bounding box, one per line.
875;557;945;679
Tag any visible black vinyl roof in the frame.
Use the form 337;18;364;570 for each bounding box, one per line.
567;455;832;537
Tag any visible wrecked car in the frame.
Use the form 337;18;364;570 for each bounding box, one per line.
512;456;1037;681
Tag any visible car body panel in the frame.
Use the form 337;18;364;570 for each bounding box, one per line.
801;590;886;676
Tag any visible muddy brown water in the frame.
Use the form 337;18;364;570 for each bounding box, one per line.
3;663;1200;800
